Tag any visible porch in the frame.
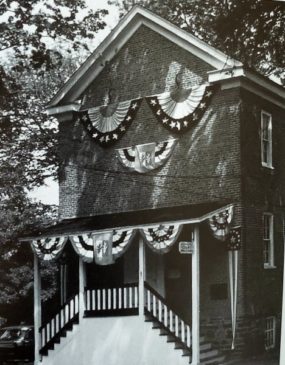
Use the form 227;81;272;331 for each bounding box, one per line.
25;202;239;365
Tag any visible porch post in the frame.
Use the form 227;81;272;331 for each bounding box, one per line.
139;237;145;317
34;253;42;365
79;257;86;320
280;220;285;365
192;224;200;365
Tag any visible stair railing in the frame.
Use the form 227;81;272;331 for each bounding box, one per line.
39;293;79;352
85;283;139;316
144;282;191;350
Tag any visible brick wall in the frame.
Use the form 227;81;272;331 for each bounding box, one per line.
240;88;285;354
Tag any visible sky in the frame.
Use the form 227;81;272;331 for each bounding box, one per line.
29;0;121;205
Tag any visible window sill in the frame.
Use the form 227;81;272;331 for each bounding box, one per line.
264;264;276;270
261;163;274;170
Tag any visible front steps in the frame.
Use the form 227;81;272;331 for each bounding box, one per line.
145;312;226;365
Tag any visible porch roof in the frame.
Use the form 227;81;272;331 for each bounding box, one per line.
22;201;232;240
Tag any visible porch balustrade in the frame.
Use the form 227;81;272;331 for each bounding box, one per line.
84;283;139;316
39;293;79;354
144;282;191;350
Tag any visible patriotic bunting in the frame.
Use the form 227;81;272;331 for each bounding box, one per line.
31;237;67;261
117;139;177;173
77;98;142;147
227;226;241;350
145;84;217;133
69;234;94;263
69;229;135;265
208;206;234;241
141;223;182;253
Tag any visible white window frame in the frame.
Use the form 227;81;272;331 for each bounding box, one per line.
261;111;273;168
263;213;275;269
265;316;276;350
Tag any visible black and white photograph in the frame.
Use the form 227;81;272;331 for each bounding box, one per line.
0;1;285;364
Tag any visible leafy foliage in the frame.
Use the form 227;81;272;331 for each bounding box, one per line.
109;0;285;84
0;192;58;323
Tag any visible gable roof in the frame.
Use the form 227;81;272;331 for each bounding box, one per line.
47;5;241;109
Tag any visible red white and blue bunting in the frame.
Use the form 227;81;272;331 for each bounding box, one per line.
69;229;135;265
208;206;234;241
77;98;142;147
227;226;241;350
117;139;177;173
140;223;182;253
31;237;68;261
145;84;217;133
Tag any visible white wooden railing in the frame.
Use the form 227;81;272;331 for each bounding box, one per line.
85;283;139;314
144;283;191;349
40;294;79;352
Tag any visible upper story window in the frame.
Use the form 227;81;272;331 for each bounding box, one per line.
263;213;275;269
261;111;273;168
265;316;276;350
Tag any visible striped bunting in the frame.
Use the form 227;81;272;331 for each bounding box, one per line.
140;223;182;253
146;84;217;133
208;206;234;241
31;237;67;261
77;98;142;147
117;139;177;173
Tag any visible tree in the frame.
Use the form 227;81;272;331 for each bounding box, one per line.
0;192;58;324
0;1;108;196
0;1;109;323
109;0;285;85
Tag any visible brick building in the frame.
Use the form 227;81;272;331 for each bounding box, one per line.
26;6;285;365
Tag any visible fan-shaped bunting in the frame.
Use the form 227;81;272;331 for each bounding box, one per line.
146;84;217;133
140;223;182;253
117;139;177;173
78;98;142;147
31;237;67;261
208;206;234;241
69;229;135;265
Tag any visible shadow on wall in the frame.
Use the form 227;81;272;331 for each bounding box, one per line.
58;29;241;219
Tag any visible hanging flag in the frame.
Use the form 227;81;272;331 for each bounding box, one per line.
77;98;142;147
69;234;94;263
141;223;182;253
208;206;234;241
93;232;114;265
145;84;217;133
31;236;67;261
227;226;241;350
117;139;177;173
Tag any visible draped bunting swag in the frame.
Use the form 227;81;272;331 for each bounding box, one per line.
69;229;135;265
140;224;182;253
77;98;142;147
117;139;177;173
227;226;241;350
145;84;217;133
208;206;234;241
31;237;68;261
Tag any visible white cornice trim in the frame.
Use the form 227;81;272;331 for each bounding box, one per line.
21;203;233;241
46;103;81;116
209;67;285;109
47;5;240;108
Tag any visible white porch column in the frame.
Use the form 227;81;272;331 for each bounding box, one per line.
34;253;42;365
280;222;285;365
192;224;200;365
79;257;86;320
139;237;145;317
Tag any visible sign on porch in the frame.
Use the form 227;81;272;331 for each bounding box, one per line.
179;241;194;254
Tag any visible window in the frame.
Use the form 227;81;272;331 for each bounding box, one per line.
265;316;276;350
261;111;273;168
263;213;274;268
